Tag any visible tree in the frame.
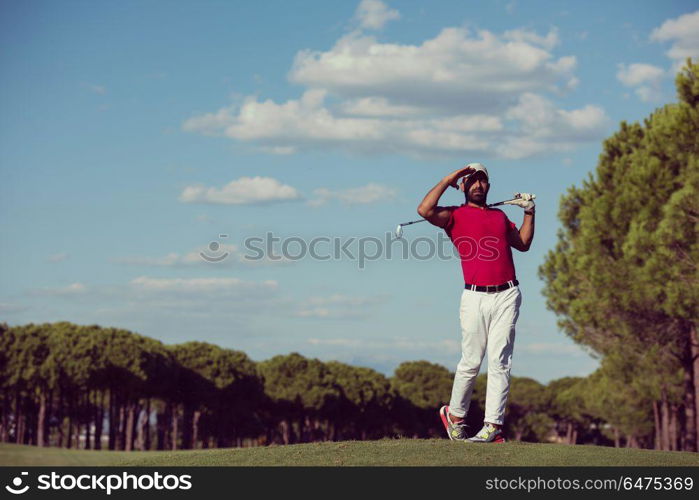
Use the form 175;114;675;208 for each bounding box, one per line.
546;377;592;445
507;377;553;442
169;342;263;448
539;59;699;451
581;353;659;448
2;324;52;446
391;360;453;437
258;353;341;444
325;361;394;440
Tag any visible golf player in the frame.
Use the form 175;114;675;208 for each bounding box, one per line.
417;163;535;443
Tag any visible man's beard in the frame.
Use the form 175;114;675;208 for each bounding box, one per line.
468;190;487;205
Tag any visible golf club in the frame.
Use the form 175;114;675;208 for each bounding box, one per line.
487;193;536;207
394;194;535;238
395;219;426;239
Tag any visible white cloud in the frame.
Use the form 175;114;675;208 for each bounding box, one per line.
616;63;665;102
47;253;69;263
500;93;609;158
518;342;586;356
616;63;664;86
651;10;699;71
634;85;664;103
289;29;575;110
31;283;87;296
25;275;286;334
113;243;292;268
82;83;107;95
184;90;385;149
113;251;210;267
28;277;278;303
138;253;190;266
61;283;87;293
179;176;302;205
340;97;423;117
616;11;698;104
423;114;504;132
506;93;606;131
182;106;235;136
259;146;297;155
307;336;458;353
503;27;559;51
355;0;399;30
183;10;608;160
186;89;603;159
0;303;28;313
130;276;278;294
297;308;347;319
309;183;397;207
184;89;510;157
296;294;388;319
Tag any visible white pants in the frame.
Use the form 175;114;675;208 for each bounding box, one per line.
448;286;522;425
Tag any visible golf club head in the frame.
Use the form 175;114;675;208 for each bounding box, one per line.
395;224;404;239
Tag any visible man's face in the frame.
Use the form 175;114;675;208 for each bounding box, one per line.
461;172;489;204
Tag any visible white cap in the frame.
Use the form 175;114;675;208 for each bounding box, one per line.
464;162;488;180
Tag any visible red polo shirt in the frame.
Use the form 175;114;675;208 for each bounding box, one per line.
444;204;517;286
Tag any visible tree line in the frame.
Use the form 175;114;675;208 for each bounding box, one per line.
0;320;687;451
539;59;698;452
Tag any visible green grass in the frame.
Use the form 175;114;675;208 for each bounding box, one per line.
2;440;699;466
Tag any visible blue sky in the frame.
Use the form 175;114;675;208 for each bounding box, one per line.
1;0;697;382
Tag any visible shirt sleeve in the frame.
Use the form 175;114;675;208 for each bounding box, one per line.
444;206;457;235
507;217;517;230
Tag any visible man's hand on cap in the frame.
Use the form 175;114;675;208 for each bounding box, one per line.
445;166;475;188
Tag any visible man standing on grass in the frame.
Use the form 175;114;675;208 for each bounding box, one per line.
417;163;535;443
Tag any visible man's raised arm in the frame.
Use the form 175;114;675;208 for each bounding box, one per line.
417;166;474;227
504;193;536;252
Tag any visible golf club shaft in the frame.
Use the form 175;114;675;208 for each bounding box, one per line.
400;197;521;226
399;219;427;226
487;199;516;207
